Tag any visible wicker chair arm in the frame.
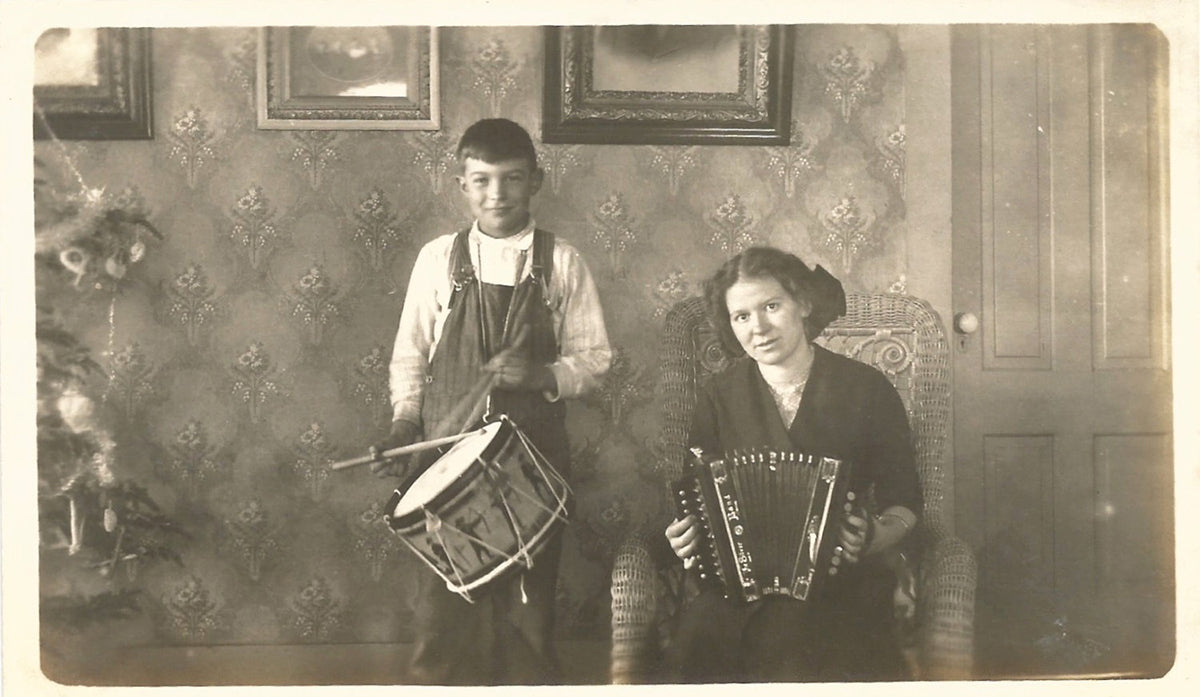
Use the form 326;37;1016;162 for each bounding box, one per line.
610;532;661;684
917;533;977;679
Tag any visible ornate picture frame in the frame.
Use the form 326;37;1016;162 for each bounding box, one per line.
33;28;153;140
257;26;440;131
542;25;793;145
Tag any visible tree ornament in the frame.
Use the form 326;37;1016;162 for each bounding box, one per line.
68;495;83;555
129;239;147;263
56;388;96;433
105;257;127;279
59;246;90;285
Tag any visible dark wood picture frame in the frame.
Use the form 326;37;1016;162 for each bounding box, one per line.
542;25;793;145
33;28;154;141
257;26;440;131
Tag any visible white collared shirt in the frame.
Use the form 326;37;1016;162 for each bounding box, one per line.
389;219;612;425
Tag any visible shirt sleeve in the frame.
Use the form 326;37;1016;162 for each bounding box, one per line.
388;239;449;425
865;374;923;517
686;383;721;457
546;243;612;400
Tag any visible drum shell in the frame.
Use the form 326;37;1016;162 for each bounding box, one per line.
386;419;570;594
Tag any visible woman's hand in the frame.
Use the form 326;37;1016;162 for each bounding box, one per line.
839;504;917;564
838;510;873;564
665;516;701;569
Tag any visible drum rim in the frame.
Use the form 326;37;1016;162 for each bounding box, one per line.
386;418;514;528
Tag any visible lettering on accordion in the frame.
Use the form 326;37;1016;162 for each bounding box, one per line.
672;447;855;604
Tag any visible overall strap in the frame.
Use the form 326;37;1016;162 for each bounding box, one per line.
448;229;475;291
530;229;555;293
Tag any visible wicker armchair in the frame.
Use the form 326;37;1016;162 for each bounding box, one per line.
610;292;976;682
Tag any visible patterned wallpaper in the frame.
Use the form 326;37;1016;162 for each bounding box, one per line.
36;25;910;646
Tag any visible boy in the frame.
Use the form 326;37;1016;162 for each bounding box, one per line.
371;118;612;684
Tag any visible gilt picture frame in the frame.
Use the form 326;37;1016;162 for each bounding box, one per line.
257;26;440;131
542;25;793;145
33;27;154;140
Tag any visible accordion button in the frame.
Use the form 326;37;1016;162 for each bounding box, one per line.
829;567;838;576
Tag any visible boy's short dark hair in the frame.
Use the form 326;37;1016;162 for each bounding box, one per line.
456;118;538;169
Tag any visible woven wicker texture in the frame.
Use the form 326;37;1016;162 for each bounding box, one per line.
611;293;977;682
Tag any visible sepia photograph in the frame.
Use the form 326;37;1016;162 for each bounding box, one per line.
257;25;439;130
2;0;1195;694
591;25;743;94
32;26;153;140
543;24;792;144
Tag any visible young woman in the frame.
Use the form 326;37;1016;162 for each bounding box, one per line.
664;246;921;682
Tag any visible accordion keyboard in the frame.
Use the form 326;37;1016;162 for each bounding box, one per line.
673;447;854;603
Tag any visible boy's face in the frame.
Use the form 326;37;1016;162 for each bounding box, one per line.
457;157;543;238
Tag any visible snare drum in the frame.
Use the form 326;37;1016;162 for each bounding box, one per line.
385;417;571;600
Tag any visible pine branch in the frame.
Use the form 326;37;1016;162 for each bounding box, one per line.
40;590;143;629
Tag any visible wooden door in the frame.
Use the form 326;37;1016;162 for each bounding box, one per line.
951;25;1172;678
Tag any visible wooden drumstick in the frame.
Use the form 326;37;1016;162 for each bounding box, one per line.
428;323;528;438
329;430;483;471
329;373;497;474
429;371;498;440
333;324;527;473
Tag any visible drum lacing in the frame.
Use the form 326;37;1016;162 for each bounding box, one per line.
510;423;573;516
424;506;475;603
484;459;535;569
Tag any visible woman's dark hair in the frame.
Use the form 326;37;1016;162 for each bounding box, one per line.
703;246;847;352
456;118;538;170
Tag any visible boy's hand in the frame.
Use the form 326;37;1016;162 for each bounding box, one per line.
484;352;556;392
665;516;701;569
483;326;554;393
369;419;421;478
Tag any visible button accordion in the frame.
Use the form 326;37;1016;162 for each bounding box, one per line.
672;447;856;603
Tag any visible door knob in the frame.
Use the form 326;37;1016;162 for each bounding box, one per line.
954;312;979;335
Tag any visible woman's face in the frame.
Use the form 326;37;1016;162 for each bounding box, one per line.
725;275;812;369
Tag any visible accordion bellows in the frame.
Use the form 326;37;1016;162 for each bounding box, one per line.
673;447;855;603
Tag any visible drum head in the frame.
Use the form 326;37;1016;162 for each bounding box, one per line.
391;421;503;518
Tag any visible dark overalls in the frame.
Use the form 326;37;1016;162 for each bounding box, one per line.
408;229;570;685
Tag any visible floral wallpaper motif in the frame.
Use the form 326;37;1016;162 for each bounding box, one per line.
162;264;222;348
162;575;225;640
229;342;286;424
158;420;228;504
106;343;161;420
36;26;910;648
221;498;281;582
227;186;283;271
290;576;345;641
289;131;341;190
167;107;219;188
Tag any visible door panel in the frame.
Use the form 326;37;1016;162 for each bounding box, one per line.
952;24;1172;678
1091;26;1171;370
982;435;1056;589
980;26;1053;367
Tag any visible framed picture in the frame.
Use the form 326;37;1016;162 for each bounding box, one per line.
257;26;440;131
33;28;153;140
542;25;793;145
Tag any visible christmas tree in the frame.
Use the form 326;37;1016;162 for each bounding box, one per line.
35;155;187;632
